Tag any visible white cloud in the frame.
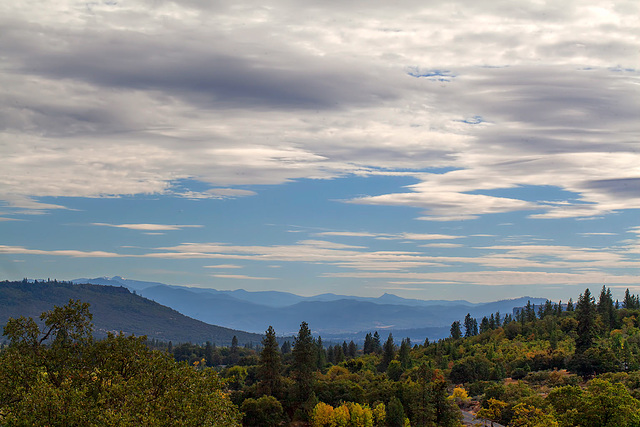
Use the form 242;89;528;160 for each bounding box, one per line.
204;264;244;269
211;274;274;280
92;223;202;231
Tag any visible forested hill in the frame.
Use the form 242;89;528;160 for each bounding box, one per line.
0;280;264;346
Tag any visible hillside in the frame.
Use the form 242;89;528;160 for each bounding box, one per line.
0;280;264;346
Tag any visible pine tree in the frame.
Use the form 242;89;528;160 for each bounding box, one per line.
363;333;373;354
398;338;411;369
373;331;382;353
566;298;574;311
575;289;597;353
450;321;462;339
464;313;478;337
258;326;282;397
316;336;327;368
479;316;491;334
380;333;396;372
597;285;617;331
292;322;316;403
347;341;357;358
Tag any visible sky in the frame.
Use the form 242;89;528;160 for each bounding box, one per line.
0;0;639;302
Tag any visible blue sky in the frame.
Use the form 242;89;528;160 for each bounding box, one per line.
0;0;639;302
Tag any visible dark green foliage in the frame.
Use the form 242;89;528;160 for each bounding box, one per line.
386;396;405;426
0;300;240;426
241;395;284;427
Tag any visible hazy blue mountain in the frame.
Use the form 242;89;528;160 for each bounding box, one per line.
73;276;549;339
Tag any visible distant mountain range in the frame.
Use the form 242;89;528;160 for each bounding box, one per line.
0;280;264;346
73;276;548;342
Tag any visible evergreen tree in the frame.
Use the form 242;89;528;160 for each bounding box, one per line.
363;333;373;354
566;298;574;311
398;338;411;369
464;313;478;337
624;288;639;309
450;321;462;339
292;322;316;403
373;331;382;353
575;289;597;353
347;340;357;359
204;341;214;366
280;340;291;354
380;333;396;372
258;326;282;397
316;336;327;368
597;285;617;331
333;345;344;364
479;316;491;334
229;335;240;364
386;396;405;427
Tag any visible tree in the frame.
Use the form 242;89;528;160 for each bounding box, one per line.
258;326;282;397
398;338;411;369
380;333;396;372
510;403;558;427
0;299;241;426
477;398;508;427
292;321;316;404
464;313;478;337
386;396;405;427
480;316;491;334
363;333;374;354
241;395;284;427
623;289;639;309
566;298;574;312
450;321;462;339
316;336;327;368
597;285;617;331
575;288;597;353
347;340;357;359
373;331;382;353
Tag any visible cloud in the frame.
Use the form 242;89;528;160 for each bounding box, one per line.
92;223;203;231
316;231;463;240
211;274;274;280
0;0;637;224
204;264;243;269
0;245;122;258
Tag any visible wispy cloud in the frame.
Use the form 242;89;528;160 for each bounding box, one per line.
92;223;203;231
211;274;274;280
204;264;243;269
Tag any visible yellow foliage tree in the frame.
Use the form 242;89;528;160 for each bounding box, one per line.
476;398;507;426
312;402;336;427
346;402;373;427
510;403;558;427
372;402;386;427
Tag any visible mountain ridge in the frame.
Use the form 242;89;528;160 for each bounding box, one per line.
73;276;548;339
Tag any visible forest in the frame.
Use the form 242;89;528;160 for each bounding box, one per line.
3;285;640;426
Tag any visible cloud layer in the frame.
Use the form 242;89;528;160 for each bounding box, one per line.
1;0;638;221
